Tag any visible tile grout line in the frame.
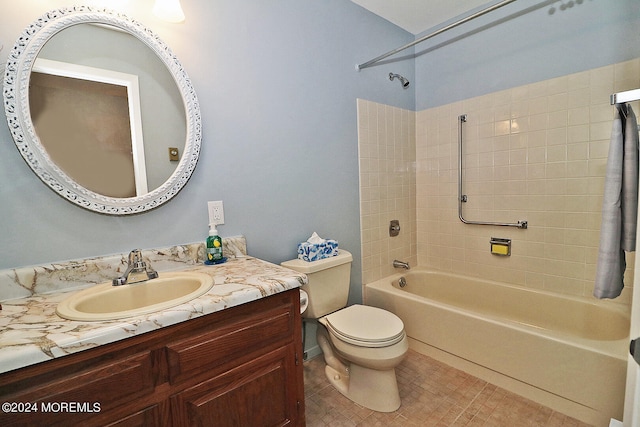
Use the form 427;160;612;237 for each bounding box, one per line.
450;380;492;425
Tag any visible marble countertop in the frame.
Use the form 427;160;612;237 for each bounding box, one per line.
0;256;306;375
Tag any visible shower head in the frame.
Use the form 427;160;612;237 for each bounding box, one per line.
389;73;410;88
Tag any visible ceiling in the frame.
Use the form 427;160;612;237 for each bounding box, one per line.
350;0;492;35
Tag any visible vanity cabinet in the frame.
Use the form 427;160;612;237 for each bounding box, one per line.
0;289;305;426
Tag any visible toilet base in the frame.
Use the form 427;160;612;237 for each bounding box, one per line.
324;363;401;412
315;319;404;412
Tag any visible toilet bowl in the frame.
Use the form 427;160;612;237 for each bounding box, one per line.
316;304;408;412
281;250;408;412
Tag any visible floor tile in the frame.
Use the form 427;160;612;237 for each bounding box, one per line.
303;349;593;427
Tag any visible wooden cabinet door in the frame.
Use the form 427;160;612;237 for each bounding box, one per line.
170;345;301;427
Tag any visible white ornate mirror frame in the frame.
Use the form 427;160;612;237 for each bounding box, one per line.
3;6;202;215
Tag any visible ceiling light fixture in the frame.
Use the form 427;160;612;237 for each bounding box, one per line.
152;0;185;23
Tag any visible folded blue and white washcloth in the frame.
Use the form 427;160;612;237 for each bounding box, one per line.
297;232;338;262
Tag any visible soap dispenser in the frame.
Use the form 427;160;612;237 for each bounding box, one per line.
205;224;223;264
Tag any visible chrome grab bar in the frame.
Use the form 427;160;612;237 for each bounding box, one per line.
457;114;528;229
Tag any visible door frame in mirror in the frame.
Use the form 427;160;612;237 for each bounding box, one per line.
32;58;149;197
3;6;202;215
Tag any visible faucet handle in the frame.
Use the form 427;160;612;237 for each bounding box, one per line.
129;249;143;265
130;249;159;280
129;249;151;271
113;249;157;286
112;276;127;286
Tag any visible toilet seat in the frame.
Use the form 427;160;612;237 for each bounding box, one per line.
323;304;405;348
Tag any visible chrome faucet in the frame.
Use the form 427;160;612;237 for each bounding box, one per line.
113;249;159;286
392;260;410;270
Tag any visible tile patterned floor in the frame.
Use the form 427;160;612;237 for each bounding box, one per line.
303;349;593;427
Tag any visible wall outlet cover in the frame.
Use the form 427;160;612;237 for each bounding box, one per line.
208;201;224;225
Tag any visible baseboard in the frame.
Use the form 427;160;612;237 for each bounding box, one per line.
304;344;322;361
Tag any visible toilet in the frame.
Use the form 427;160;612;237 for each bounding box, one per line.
282;249;408;412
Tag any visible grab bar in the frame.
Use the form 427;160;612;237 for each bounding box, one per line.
457;114;528;229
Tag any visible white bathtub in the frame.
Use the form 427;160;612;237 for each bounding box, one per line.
365;269;630;426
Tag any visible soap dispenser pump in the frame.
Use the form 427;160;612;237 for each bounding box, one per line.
205;223;223;265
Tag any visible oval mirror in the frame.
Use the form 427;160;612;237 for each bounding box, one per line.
3;6;201;214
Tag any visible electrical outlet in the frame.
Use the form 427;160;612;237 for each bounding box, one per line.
208;201;224;225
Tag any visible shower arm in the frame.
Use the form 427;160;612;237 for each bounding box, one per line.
356;0;518;71
457;114;528;229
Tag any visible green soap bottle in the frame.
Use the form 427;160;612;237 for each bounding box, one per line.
205;224;223;264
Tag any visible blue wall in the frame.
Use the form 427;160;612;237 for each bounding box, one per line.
414;0;640;110
0;0;414;305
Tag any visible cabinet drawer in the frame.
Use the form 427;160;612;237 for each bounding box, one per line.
0;351;155;427
166;303;294;384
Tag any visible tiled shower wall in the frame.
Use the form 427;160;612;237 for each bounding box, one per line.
416;58;639;307
358;58;640;308
358;99;417;284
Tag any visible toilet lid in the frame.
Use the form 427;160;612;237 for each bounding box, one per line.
324;304;405;348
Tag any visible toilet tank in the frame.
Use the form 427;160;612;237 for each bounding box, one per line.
281;249;353;318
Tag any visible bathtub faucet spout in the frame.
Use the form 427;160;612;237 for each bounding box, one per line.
393;260;410;270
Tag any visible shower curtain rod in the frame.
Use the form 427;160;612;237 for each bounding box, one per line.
356;0;518;70
611;88;640;105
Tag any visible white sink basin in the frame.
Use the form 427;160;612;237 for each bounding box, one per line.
56;271;214;321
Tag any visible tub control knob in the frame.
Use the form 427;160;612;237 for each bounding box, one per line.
389;220;400;237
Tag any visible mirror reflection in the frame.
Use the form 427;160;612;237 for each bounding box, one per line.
3;6;201;215
31;23;186;196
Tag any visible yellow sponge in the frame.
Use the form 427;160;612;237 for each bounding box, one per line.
490;237;511;256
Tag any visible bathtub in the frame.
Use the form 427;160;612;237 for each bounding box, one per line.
365;268;630;426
